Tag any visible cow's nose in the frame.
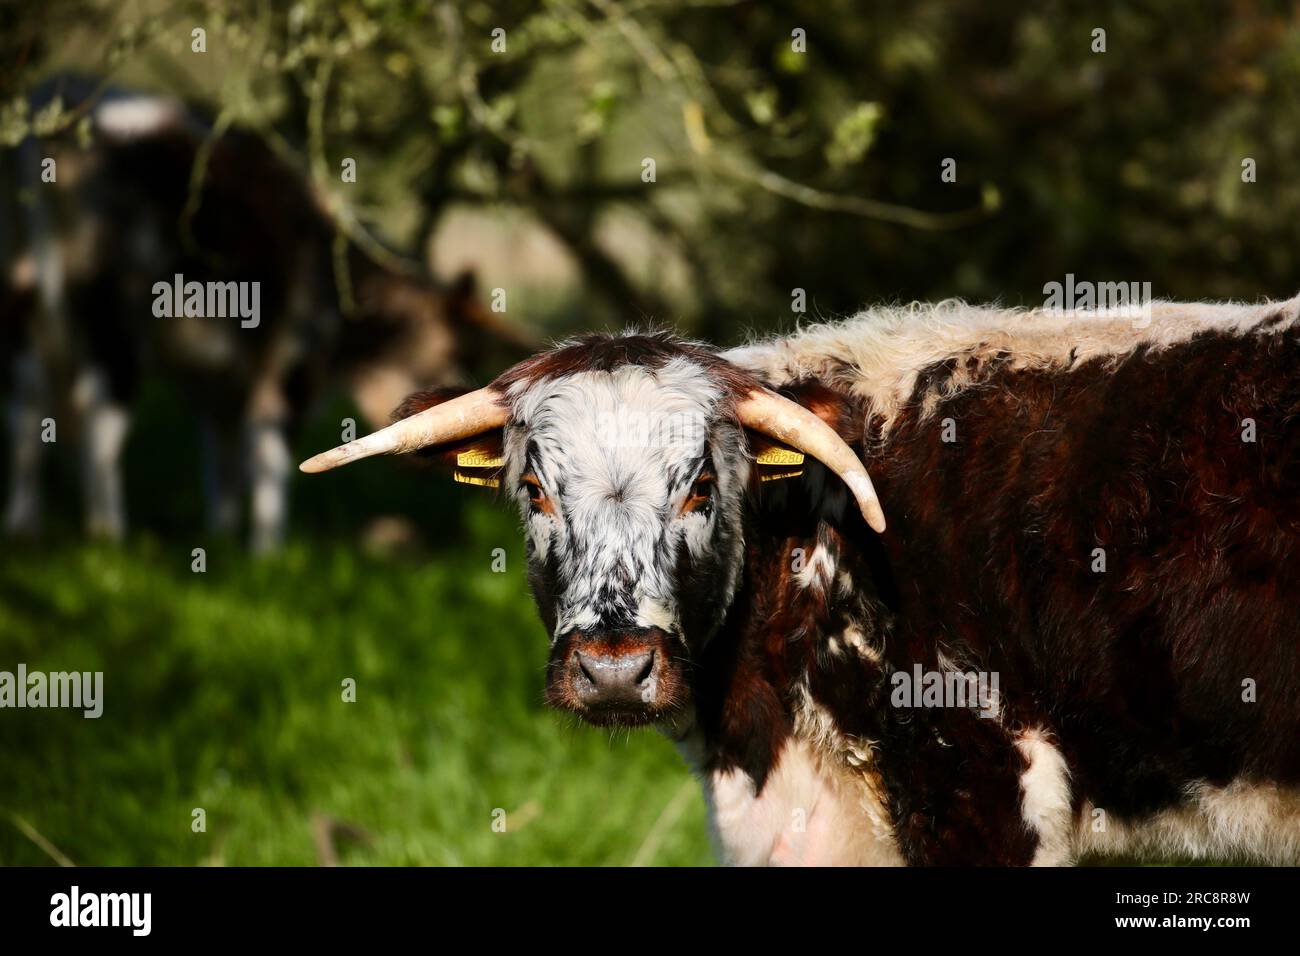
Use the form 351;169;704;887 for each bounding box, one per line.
572;648;658;707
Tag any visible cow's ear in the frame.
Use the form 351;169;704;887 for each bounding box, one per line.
394;388;505;488
745;381;862;484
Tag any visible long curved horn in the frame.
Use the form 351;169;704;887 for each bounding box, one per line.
736;389;887;533
299;387;507;474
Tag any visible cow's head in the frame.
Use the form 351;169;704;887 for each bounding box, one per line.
301;332;884;727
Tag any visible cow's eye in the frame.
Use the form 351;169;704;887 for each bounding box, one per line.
521;473;550;512
681;472;714;515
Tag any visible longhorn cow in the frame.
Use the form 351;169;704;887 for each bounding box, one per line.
302;297;1300;865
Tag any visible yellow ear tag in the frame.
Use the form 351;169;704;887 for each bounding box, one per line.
453;470;501;488
456;448;504;469
754;447;804;466
454;446;504;487
754;444;804;482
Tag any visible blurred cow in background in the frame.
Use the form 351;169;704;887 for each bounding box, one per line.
2;74;529;550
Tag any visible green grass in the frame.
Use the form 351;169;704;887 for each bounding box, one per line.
0;505;714;866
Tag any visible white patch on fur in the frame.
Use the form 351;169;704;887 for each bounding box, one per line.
705;737;902;866
1016;728;1074;866
635;596;677;633
835;569;854;598
794;542;836;592
840;623;881;663
1077;779;1300;863
725;296;1300;434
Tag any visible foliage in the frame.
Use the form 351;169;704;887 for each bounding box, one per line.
7;1;1296;339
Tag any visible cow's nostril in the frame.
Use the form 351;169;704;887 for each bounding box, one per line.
635;650;656;687
576;653;597;687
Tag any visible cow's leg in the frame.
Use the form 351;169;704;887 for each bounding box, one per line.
248;421;291;553
72;365;131;541
246;385;291;554
201;416;244;536
4;348;47;536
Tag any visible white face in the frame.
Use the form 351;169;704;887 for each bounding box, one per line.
504;358;751;647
